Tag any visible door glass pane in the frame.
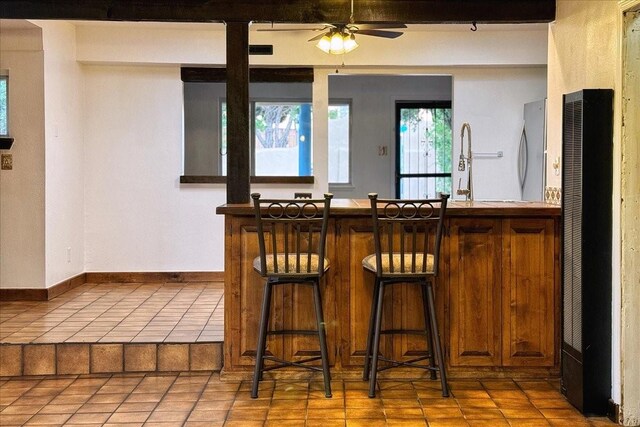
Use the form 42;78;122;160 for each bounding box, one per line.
254;102;312;176
328;104;350;184
398;106;452;198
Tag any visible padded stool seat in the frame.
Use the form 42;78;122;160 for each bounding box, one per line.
253;254;330;275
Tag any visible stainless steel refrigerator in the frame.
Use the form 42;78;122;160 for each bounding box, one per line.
518;99;546;201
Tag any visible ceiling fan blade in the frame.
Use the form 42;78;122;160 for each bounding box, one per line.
350;23;407;30
356;29;404;39
308;32;329;42
257;27;323;32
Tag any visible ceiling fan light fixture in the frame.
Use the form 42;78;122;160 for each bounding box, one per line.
343;33;358;53
316;30;359;55
329;31;346;54
316;34;332;53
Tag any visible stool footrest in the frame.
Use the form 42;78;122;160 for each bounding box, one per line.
261;355;324;372
380;329;427;335
267;329;318;336
373;355;439;373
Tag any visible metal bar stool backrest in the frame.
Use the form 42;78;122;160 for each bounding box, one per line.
368;193;449;278
252;193;333;278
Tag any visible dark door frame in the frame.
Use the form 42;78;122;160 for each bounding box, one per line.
395;101;452;198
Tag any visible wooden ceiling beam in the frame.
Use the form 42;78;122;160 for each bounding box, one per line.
0;0;555;24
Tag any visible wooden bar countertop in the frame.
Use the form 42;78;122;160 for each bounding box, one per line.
216;199;561;217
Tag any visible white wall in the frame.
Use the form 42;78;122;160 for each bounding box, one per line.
83;65;227;272
38;21;86;287
0;22;46;289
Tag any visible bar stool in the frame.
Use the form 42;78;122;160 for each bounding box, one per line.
251;193;333;398
362;193;450;398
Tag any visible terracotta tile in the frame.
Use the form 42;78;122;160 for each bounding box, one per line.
157;344;189;372
423;406;464;419
146;410;191;423
264;420;306;427
500;408;544;419
383;398;421;408
488;390;529;399
345;398;383;409
189;343;221;371
90;344;123;373
0;345;22;377
77;403;121;413
493;398;537;409
506;419;551;427
124;344;156;372
468;420;510;427
346;419;386;427
57;344;90;375
523;390;565;400
305;420;346;427
384;407;426;419
115;402;157;412
538;408;584;419
385;420;427;426
48;395;90;405
379;389;418;399
306;398;343;409
106;412;150;423
417;388;449;399
481;380;519;390
11;396;54;406
66;412;112;424
455;399;497;408
0;413;37;425
268;399;306;410
155;400;195;412
124;393;164;403
547;420;591;427
97;385;137;394
160;392;200;401
529;399;575;409
421;398;459;408
38;403;83;414
87;394;128;404
451;389;491;399
517;381;556;391
461;408;504;419
23;345;55;376
448;381;483;390
266;408;307;420
345;407;385;419
186;410;228;422
224;421;265;427
192;400;233;411
23;413;72;425
0;404;44;415
427;420;470;427
307;408;346;419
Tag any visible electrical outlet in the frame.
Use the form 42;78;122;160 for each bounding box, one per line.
1;154;12;170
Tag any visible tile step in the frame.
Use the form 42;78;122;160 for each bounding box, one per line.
0;342;223;377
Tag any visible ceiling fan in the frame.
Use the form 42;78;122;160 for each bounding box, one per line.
256;0;406;54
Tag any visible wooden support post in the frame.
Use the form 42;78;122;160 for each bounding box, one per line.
226;21;250;204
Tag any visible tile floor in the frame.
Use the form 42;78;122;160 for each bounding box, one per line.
0;373;616;427
0;283;224;344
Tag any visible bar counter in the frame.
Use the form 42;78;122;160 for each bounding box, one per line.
216;200;561;380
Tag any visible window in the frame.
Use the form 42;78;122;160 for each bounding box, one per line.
0;76;8;137
396;103;452;198
219;100;313;177
181;68;315;182
328;103;350;184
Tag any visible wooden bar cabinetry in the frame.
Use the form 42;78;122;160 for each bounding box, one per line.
218;200;561;379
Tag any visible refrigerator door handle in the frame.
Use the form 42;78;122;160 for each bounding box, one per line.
518;126;529;191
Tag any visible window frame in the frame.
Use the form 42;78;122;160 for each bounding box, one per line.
328;99;353;188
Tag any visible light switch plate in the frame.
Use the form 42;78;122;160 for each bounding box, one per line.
1;154;13;170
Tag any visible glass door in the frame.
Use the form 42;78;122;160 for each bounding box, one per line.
395;102;452;198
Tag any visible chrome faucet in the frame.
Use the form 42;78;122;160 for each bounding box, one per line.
456;122;473;201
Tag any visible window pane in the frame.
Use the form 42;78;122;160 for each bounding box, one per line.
399;177;452;199
328;104;350;184
254;102;312;176
0;77;7;136
220;102;227;176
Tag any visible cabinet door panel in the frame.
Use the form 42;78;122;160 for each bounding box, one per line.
502;219;555;367
449;219;502;366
